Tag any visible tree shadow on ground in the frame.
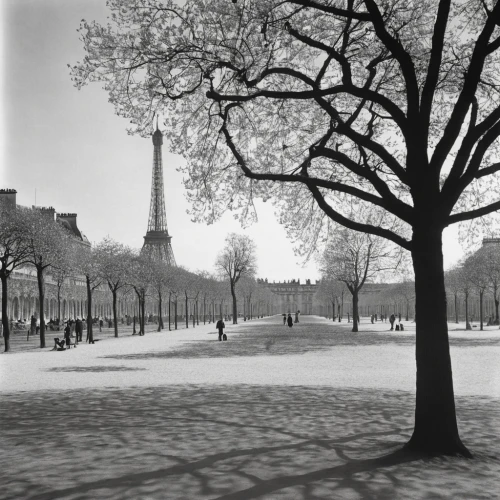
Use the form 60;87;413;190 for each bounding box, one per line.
46;366;147;372
1;385;499;499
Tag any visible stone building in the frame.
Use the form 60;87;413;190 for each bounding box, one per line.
257;278;321;315
0;189;116;323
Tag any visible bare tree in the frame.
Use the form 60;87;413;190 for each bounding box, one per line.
215;233;257;324
320;229;399;332
464;251;489;330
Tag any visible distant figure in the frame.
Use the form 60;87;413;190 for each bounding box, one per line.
99;318;103;332
30;315;37;337
371;315;374;324
395;324;400;331
216;318;225;341
75;318;82;342
400;323;405;331
295;311;300;323
287;314;293;328
389;313;396;331
399;312;402;322
283;314;286;325
64;322;71;348
375;314;378;322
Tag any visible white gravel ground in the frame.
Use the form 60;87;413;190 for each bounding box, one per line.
0;315;499;500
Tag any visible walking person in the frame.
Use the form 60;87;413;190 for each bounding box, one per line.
389;313;396;331
216;318;225;341
287;313;293;328
294;310;300;323
282;314;286;325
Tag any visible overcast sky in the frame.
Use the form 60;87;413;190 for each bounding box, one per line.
0;0;464;281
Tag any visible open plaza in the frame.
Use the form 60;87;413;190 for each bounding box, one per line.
1;315;499;500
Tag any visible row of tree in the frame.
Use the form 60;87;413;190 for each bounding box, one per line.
0;204;273;352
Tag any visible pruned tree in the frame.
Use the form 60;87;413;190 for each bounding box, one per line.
315;278;345;321
475;244;500;324
95;237;133;337
445;266;463;324
24;209;75;348
75;245;103;343
0;203;31;351
388;280;415;322
456;260;475;331
215;233;257;324
127;254;152;335
463;251;489;330
71;0;500;456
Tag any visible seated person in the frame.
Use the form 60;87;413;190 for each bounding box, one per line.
52;337;66;351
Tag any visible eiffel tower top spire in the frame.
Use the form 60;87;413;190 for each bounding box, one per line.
142;121;176;265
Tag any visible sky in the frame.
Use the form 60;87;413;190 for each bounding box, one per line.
0;0;464;281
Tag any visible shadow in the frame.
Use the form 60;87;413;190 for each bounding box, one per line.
101;316;500;361
46;366;147;373
1;385;499;499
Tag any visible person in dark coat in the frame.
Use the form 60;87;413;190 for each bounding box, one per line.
287;314;293;328
64;322;71;348
30;315;37;336
216;318;225;341
75;318;82;342
295;311;300;323
389;313;396;331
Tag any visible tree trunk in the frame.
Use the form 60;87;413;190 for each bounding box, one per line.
192;301;195;327
479;290;484;331
204;297;206;324
493;286;499;325
406;300;410;322
1;274;11;352
454;293;459;324
351;291;359;333
174;299;178;330
230;282;237;324
140;294;146;335
57;287;61;324
86;277;94;343
168;293;171;331
406;228;470;456
185;293;189;329
36;267;46;348
465;293;471;330
112;289;118;338
158;293;163;332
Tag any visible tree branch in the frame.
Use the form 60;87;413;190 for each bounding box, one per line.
447;199;500;225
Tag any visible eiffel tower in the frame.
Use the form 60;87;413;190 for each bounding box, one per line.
142;122;176;265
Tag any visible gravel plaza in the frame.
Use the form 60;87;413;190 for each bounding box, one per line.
1;315;499;499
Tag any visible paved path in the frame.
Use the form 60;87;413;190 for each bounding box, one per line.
1;316;499;499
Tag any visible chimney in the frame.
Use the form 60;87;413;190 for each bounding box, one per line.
0;188;17;209
39;206;56;221
56;213;82;239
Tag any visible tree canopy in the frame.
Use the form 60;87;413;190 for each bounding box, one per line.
72;0;500;249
